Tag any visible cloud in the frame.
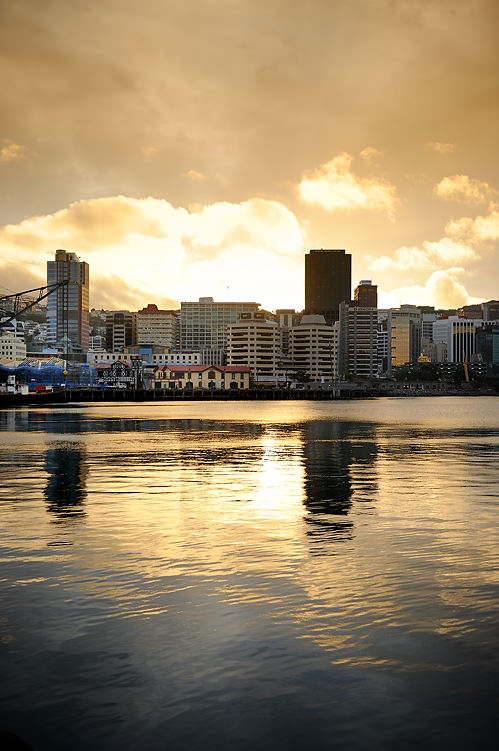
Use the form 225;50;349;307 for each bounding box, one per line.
0;139;27;163
359;147;382;163
0;195;306;310
91;274;178;311
371;237;477;272
434;175;497;204
0;260;45;297
379;269;479;309
297;152;397;218
445;207;499;242
183;169;206;181
425;142;456;154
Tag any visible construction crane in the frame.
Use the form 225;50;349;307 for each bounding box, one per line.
0;281;68;328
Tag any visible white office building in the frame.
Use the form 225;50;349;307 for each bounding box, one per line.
181;297;260;351
433;317;484;362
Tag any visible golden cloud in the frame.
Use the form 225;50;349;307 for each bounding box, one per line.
425;142;457;155
379;269;478;309
359;147;382;163
434;175;497;204
0;195;306;310
446;207;499;242
0;139;27;163
183;169;206;181
371;237;477;273
297;152;396;218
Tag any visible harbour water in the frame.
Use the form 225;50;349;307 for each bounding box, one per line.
0;397;498;750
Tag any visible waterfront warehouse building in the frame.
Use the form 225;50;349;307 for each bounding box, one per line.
152;364;251;390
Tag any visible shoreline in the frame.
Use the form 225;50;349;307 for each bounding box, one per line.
1;384;496;407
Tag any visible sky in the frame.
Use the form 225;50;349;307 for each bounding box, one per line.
0;0;497;311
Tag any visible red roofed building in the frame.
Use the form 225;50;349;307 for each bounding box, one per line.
152;364;250;390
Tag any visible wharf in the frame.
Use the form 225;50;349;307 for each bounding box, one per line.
2;386;372;406
0;382;483;407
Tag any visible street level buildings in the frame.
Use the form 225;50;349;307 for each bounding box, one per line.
305;249;351;325
47;249;89;351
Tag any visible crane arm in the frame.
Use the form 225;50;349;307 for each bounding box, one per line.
0;281;68;329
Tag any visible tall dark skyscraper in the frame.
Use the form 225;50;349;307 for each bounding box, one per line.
354;279;378;308
305;249;351;324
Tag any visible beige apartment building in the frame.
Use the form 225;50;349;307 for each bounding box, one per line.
137;304;177;348
0;332;27;364
289;315;339;381
226;313;280;383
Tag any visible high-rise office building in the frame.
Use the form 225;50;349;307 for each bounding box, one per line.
482;300;499;321
388;305;421;372
339;301;378;377
433;317;484;362
181;297;260;351
353;280;377;308
305;249;351;325
475;323;499;364
105;311;137;352
47;249;89;351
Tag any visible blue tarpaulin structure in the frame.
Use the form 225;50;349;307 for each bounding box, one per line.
0;362;97;388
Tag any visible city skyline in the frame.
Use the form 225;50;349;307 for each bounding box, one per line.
0;1;497;311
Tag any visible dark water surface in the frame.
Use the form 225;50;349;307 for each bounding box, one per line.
1;398;498;750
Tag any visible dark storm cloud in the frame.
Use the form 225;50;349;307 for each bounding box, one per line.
0;0;497;305
1;0;497;221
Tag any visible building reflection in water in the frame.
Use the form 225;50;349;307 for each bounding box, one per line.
44;442;87;522
301;421;378;551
